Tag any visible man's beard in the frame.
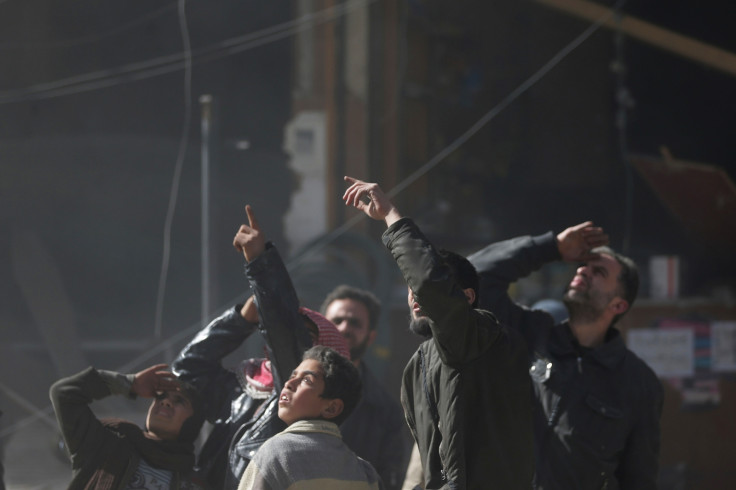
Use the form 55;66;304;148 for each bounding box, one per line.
562;287;608;324
350;334;372;362
409;315;433;339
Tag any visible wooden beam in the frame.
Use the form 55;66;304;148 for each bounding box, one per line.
535;0;736;78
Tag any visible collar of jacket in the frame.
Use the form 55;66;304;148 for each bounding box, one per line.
548;322;626;370
283;419;342;438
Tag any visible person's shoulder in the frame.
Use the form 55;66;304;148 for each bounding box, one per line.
623;347;663;396
356;456;383;485
253;429;296;460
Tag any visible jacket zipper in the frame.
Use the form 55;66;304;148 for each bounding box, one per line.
548;357;584;427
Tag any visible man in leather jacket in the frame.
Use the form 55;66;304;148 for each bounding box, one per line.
343;177;534;490
467;222;663;489
172;205;348;490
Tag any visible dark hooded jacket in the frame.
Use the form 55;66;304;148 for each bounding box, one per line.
383;218;534;489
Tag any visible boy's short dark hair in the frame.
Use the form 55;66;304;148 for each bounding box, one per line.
302;345;362;425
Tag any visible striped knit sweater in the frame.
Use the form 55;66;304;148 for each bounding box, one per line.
238;419;383;490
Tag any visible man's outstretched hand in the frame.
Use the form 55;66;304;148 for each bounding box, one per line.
343;176;402;226
233;204;266;262
556;221;609;263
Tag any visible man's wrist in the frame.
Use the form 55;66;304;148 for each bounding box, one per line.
384;208;402;227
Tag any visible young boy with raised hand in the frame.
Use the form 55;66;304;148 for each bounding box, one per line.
49;363;207;490
238;346;384;490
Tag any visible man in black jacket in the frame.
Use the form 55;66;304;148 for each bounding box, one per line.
468;221;663;489
343;177;534;490
321;285;408;490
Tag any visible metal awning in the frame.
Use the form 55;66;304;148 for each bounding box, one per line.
630;151;736;247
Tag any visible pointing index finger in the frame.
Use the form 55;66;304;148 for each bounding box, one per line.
245;204;260;232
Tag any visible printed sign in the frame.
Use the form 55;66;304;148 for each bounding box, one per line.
627;328;694;377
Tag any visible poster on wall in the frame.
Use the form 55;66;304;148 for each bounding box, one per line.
627;319;723;410
627;327;694;378
711;321;736;372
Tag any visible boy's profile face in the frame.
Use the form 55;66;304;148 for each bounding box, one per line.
146;390;195;441
279;358;339;425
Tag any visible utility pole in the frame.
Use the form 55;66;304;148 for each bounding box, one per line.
200;94;213;329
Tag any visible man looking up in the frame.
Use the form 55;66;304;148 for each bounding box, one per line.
343;176;534;490
321;285;407;489
468;222;663;489
49;364;206;490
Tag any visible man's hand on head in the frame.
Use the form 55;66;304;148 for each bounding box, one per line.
556;221;609;263
342;176;402;227
131;364;180;398
233;204;266;262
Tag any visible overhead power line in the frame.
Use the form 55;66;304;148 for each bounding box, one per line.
0;0;375;105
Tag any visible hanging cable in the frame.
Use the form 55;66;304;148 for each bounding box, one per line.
153;0;193;341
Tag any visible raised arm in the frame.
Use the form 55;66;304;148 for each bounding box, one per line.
235;205;312;390
172;306;259;423
467;222;607;325
50;365;176;467
343;176;501;365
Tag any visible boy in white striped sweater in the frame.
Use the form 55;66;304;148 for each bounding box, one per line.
238;345;384;490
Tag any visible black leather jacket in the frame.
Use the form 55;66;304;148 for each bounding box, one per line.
172;243;311;490
468;232;663;490
384;218;534;489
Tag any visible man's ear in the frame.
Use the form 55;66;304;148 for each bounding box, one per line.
367;329;378;347
609;297;629;316
463;287;476;306
321;399;344;420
